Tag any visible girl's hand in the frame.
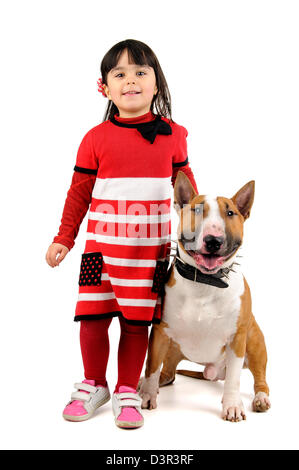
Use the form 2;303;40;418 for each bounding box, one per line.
45;243;69;267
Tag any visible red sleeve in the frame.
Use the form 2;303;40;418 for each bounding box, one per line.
53;129;99;250
171;125;198;193
53;172;96;250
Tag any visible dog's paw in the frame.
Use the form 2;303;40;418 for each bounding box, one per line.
139;377;159;410
252;392;271;412
139;391;158;410
222;396;246;422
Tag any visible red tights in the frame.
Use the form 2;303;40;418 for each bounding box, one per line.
80;316;149;393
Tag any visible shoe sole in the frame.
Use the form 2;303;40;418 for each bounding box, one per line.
115;418;144;429
63;395;111;422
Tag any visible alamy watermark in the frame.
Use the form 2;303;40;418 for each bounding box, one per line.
93;201;204;250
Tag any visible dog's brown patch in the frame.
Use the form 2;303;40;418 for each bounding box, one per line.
145;321;171;375
179;195;209;256
180;195;207;235
246;317;269;395
166;267;176;287
217;196;244;250
230;276;252;358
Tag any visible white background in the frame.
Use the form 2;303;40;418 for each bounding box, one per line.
0;0;298;450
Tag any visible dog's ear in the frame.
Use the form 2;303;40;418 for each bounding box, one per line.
231;180;255;221
173;171;198;213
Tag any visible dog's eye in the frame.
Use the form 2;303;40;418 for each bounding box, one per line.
192;205;203;215
227;210;234;217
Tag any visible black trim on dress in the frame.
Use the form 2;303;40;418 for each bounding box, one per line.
172;157;189;167
74;310;161;326
74;165;98;175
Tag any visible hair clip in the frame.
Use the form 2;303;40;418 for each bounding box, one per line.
97;77;107;97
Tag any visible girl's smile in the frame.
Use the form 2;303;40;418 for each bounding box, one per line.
123;91;141;96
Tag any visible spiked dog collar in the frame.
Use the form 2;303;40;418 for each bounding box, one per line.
174;247;233;288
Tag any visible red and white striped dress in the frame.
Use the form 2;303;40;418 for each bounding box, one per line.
54;111;198;325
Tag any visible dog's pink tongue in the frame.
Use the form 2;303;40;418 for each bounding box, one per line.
194;253;223;270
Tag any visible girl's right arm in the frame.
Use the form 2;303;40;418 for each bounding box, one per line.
45;171;96;267
46;128;99;267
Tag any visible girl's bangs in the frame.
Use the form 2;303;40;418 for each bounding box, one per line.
103;46;155;78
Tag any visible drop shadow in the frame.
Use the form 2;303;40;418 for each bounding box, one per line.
147;375;256;419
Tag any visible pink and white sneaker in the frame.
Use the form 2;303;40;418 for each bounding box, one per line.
112;386;144;429
63;380;110;422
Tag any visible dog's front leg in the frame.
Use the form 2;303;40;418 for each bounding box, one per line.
139;322;170;410
222;345;246;422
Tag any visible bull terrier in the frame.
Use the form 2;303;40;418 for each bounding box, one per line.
139;171;270;422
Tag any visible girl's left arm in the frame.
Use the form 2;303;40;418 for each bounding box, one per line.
172;160;198;193
171;125;198;193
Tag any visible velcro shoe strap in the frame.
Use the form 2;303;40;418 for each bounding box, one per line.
116;392;140;400
71;391;91;402
118;398;142;408
74;383;97;394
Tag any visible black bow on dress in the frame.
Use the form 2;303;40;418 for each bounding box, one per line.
136;116;172;144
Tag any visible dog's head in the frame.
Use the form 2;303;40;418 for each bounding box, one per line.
174;171;255;274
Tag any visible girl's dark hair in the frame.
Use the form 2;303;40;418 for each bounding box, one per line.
100;39;172;122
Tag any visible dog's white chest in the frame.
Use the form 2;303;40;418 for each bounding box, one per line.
163;268;245;364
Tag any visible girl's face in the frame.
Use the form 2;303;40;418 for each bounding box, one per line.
103;49;158;118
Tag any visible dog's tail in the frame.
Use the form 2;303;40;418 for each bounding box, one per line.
176;369;207;380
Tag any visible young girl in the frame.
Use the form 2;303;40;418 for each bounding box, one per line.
46;39;198;429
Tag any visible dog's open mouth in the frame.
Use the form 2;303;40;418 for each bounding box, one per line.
187;251;227;272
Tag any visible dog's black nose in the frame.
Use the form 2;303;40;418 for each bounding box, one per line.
204;235;224;253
